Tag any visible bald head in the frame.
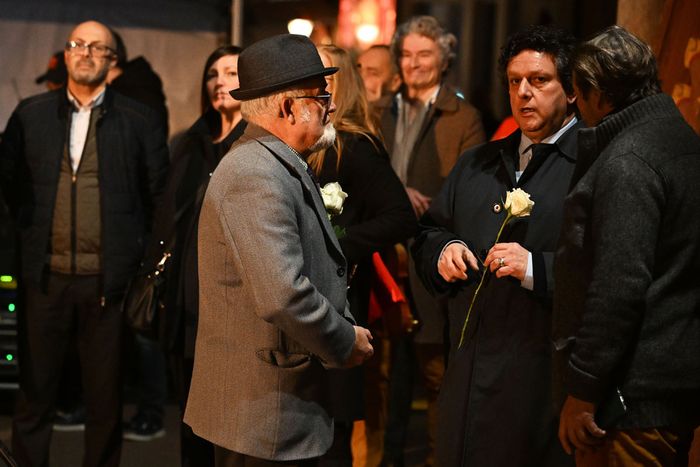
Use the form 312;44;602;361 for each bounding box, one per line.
64;20;116;89
69;21;115;49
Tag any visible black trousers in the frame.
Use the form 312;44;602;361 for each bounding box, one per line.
12;273;122;467
214;446;318;467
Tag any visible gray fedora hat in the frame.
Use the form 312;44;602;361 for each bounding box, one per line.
230;34;337;100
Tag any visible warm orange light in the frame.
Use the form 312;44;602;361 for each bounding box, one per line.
337;0;396;49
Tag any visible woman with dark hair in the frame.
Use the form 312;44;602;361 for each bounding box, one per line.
148;44;245;466
312;44;417;466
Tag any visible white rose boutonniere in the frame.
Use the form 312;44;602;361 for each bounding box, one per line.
458;188;535;348
320;182;348;238
320;182;348;218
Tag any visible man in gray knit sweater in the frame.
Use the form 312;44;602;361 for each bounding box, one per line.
553;26;700;466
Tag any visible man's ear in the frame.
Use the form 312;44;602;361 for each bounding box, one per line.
566;91;577;105
280;97;295;123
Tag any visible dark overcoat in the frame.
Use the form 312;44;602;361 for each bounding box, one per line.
412;124;581;466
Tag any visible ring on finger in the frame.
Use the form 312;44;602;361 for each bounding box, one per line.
497;257;505;268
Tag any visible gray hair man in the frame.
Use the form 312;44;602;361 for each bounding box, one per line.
184;34;374;467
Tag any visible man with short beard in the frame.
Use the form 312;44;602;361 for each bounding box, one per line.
184;34;374;466
0;20;169;467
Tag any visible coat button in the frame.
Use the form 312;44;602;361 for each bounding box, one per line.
493;203;502;213
337;266;345;277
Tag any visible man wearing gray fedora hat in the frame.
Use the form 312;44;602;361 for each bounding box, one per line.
184;34;374;467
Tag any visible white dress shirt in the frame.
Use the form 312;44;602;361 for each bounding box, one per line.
67;88;106;173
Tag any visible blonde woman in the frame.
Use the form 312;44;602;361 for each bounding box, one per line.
312;45;416;466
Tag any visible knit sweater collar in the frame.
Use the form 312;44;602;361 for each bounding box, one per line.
579;93;677;156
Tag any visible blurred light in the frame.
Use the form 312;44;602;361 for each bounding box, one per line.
356;24;379;43
0;275;17;290
8;303;15;313
288;18;314;37
5;354;13;362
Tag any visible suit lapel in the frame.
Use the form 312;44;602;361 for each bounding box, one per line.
253;132;345;261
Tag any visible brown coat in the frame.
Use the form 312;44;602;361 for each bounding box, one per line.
377;85;486;197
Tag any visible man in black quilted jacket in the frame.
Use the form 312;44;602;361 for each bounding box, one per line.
0;20;168;467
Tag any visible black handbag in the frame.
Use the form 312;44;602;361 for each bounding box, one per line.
122;249;171;337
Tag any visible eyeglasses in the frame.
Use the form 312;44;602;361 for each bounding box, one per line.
65;40;115;58
293;93;333;115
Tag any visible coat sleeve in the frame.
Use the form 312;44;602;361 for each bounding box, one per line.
411;155;471;296
138;105;170;230
337;136;418;264
0;109;24;216
217;159;356;367
531;251;554;298
565;153;663;402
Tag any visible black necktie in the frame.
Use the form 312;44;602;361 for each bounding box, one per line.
522;143;556;171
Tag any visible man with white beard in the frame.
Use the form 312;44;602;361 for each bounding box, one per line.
184;34;374;467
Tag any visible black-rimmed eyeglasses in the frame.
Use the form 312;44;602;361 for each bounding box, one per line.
65;40;115;58
293;93;333;115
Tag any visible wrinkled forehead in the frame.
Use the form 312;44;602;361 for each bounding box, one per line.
68;21;114;47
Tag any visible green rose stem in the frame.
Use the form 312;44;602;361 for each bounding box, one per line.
458;212;513;348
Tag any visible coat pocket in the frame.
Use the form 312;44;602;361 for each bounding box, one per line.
255;349;312;368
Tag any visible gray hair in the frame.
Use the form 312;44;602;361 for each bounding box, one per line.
390;15;457;76
240;88;309;123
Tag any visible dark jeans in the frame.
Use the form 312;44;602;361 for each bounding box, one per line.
12;273;122;467
214;446;318;467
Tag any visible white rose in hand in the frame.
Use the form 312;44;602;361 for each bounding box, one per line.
321;182;348;217
504;188;534;217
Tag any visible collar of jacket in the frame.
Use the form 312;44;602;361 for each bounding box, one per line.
578;93;676;159
491;117;582;164
57;85;113;120
242;123;345;262
377;82;464;118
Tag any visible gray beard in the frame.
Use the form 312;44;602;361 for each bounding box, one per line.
308;123;336;152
